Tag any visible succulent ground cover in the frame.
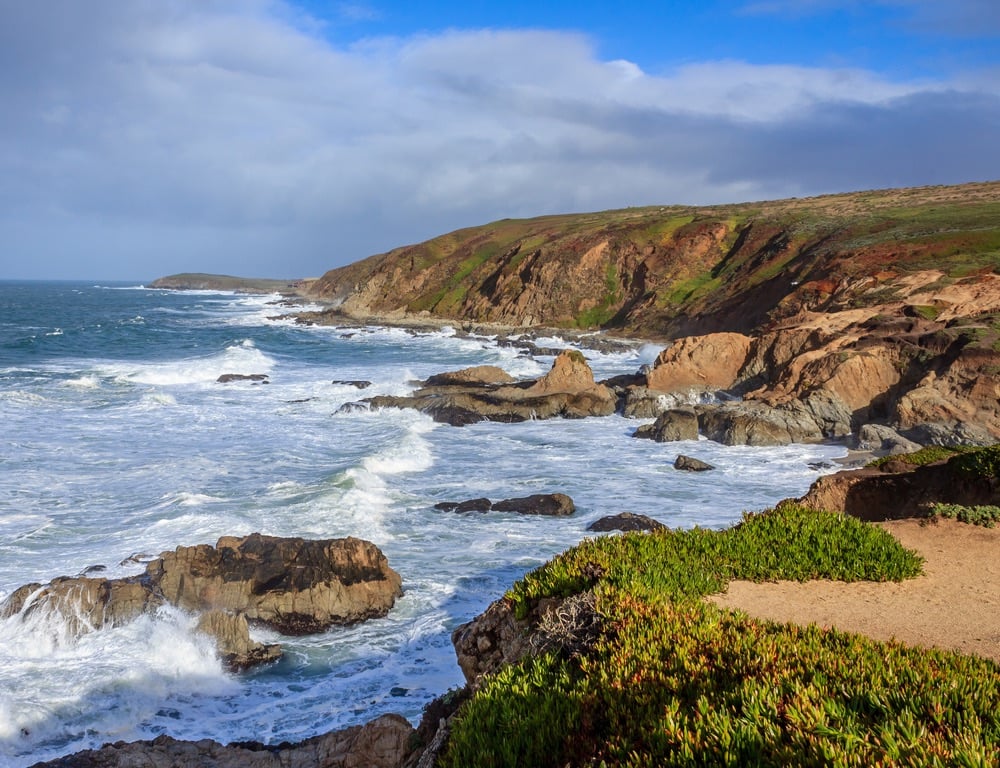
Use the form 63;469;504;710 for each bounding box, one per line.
441;505;1000;767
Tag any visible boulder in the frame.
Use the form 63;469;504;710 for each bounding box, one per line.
150;534;404;635
332;380;373;389
434;498;493;513
697;401;823;446
855;424;923;455
452;599;533;690
587;513;666;533
28;713;416;768
492;493;576;516
633;408;699;442
674;455;715;472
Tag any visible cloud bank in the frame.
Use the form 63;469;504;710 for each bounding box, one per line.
1;0;998;279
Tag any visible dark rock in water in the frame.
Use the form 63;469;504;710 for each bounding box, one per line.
332;379;372;389
433;501;459;512
389;686;408;697
1;533;403;671
217;373;269;384
674;455;715;472
433;498;493;513
81;564;107;576
27;713;416;768
587;512;666;533
634;408;699;442
492;493;575;516
335;401;370;414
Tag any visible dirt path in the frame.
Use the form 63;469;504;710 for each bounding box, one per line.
707;518;1000;662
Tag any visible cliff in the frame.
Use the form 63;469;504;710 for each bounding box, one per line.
306;181;1000;339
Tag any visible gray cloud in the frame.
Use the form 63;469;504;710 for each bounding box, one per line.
1;1;998;280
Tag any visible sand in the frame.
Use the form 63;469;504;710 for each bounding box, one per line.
707;518;1000;663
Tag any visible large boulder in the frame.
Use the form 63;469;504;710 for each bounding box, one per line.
697;401;824;446
633;407;699;442
150;534;404;635
587;512;666;533
674;455;715;472
27;713;416;768
491;493;576;516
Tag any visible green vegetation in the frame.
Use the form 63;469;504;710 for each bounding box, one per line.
930;503;1000;528
866;445;973;469
948;444;1000;478
574;262;623;328
439;506;999;767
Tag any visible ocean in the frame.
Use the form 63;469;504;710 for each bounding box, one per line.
0;281;846;765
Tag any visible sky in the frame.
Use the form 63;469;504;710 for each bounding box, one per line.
1;0;999;281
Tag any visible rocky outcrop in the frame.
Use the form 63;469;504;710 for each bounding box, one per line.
797;453;1000;521
697;401;824;447
366;351;616;425
587;512;666;533
434;493;576;516
423;365;515;387
645;333;751;393
1;534;403;670
28;713;416;768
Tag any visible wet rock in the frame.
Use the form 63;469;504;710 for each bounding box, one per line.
28;713;416;768
587;512;666;533
332;380;372;389
674;455;715;472
196;610;282;672
492;493;576;516
423;366;515;387
150;534;404;635
217;373;269;384
633;407;699;442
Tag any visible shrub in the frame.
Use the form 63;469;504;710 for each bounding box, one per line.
930;503;1000;528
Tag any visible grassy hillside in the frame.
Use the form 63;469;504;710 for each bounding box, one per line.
307;181;1000;338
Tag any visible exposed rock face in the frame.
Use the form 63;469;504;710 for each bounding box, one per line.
633;407;699;442
697;401;824;447
797;459;1000;521
452;599;536;689
587;512;666;532
151;534;403;635
674;455;715;472
645;333;751;393
1;534;403;670
855;424;923;455
28;713;416;768
366;351;616;425
423;365;515;387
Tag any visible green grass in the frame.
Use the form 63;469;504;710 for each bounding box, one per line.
441;505;1000;767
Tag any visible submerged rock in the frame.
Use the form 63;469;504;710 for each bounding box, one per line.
217;373;269;384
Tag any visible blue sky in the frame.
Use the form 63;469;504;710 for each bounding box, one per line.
1;0;998;280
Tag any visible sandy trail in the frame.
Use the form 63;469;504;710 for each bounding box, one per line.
708;518;1000;662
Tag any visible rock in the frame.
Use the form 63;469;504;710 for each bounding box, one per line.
196;611;282;672
150;534;404;635
434;498;492;513
855;424;923;455
217;373;269;384
452;599;534;689
674;455;715;472
587;513;666;533
367;351;615;425
797;456;1000;521
633;407;699;442
332;380;372;389
645;333;751;393
900;421;996;448
27;713;416;768
697;401;824;446
423;366;515;387
492;493;576;516
1;534;403;670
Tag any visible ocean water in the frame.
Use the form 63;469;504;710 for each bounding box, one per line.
0;281;846;765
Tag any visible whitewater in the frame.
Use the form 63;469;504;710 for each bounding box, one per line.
0;281;847;765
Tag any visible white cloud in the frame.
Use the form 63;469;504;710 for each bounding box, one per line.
0;0;998;279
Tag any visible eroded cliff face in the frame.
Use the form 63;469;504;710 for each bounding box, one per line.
306;182;1000;340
